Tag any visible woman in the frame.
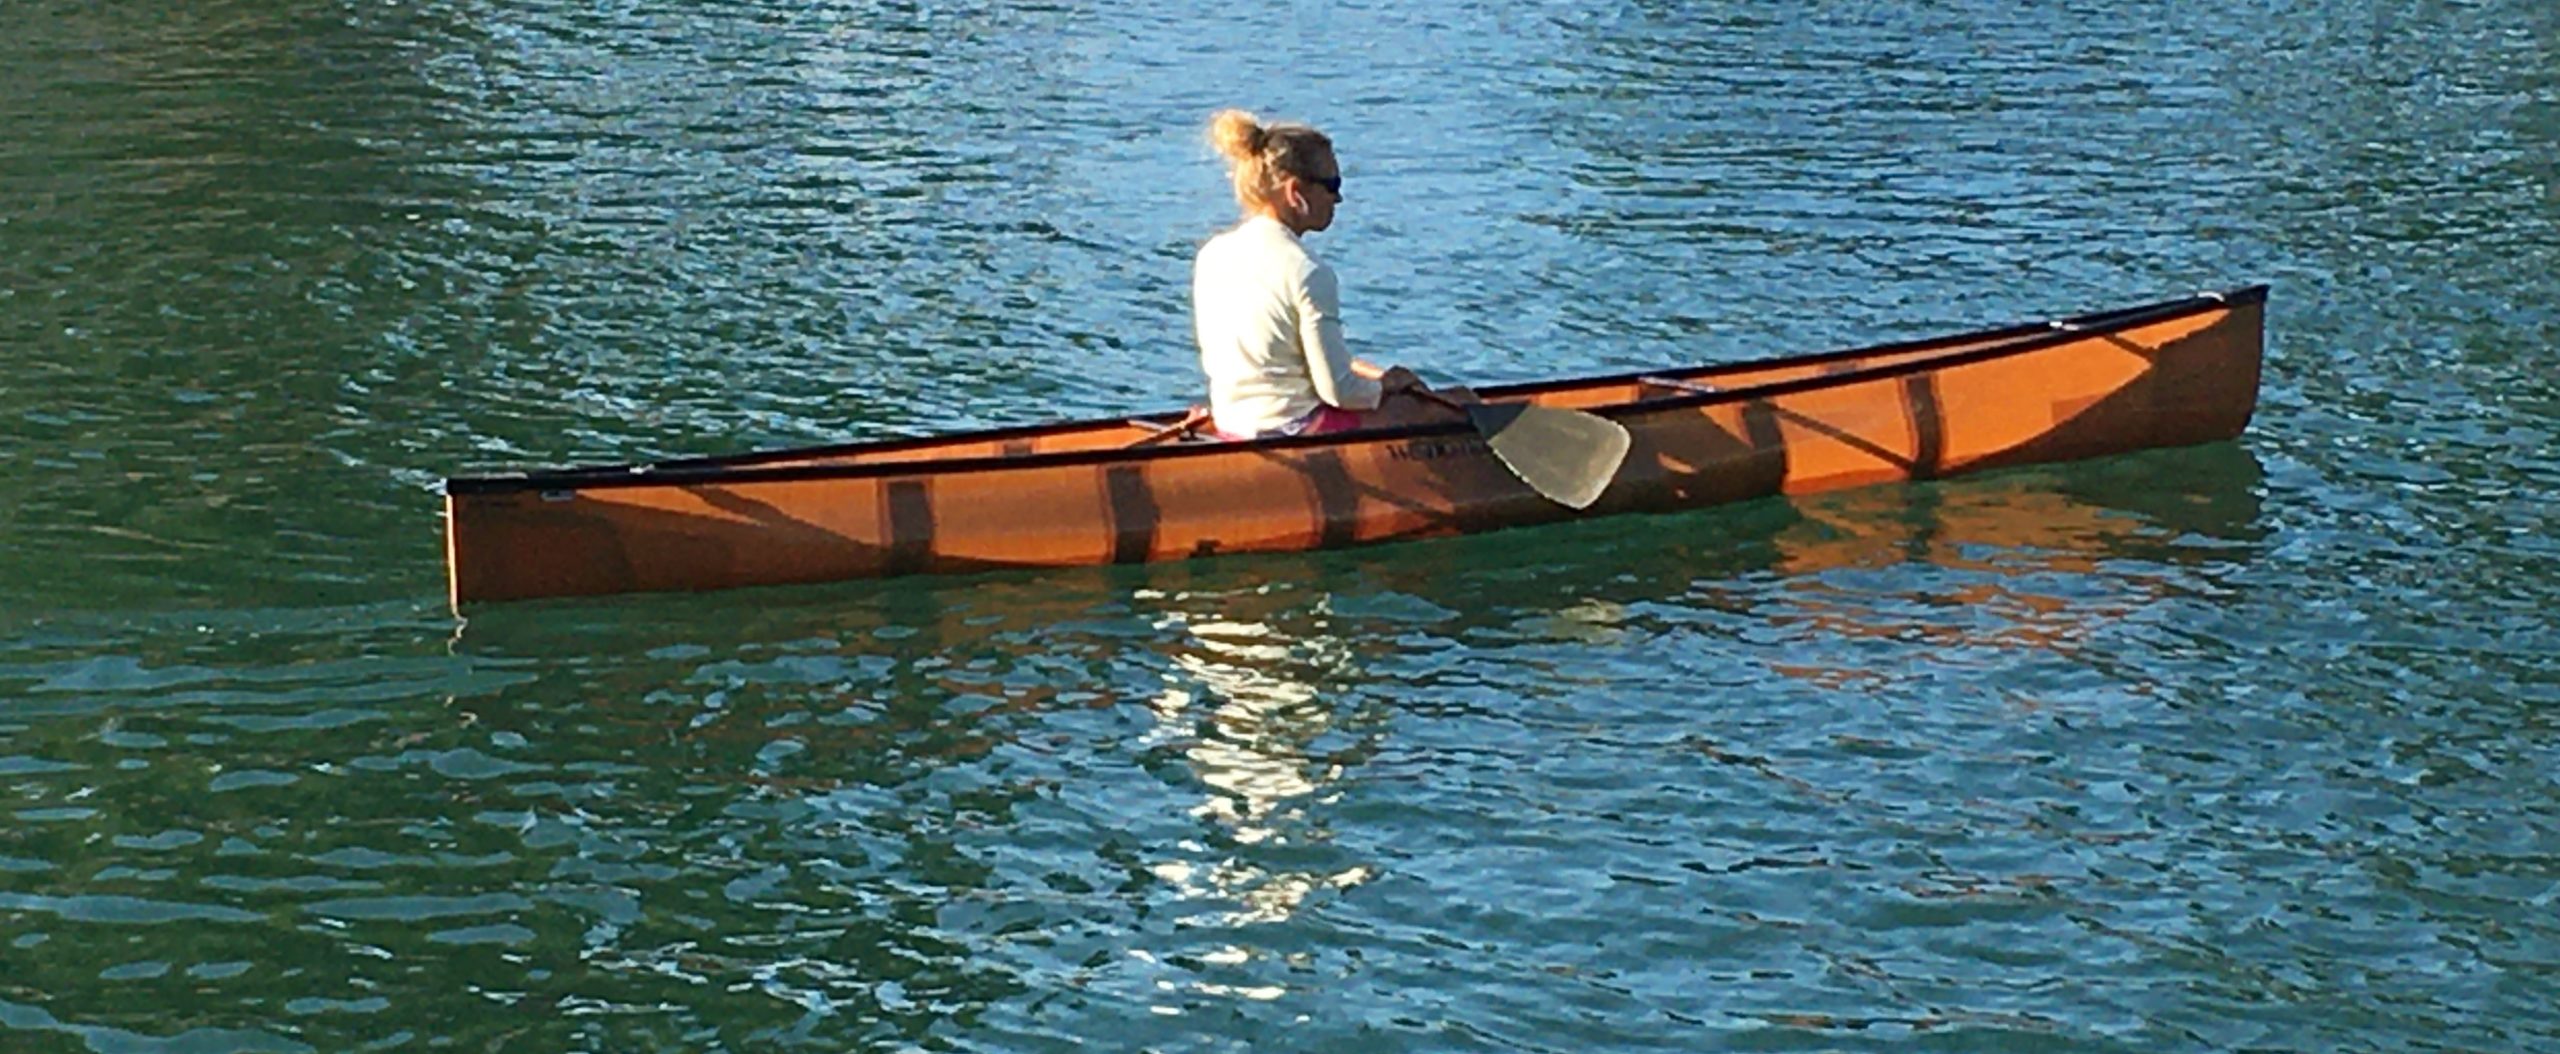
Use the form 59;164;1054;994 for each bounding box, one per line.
1192;109;1456;440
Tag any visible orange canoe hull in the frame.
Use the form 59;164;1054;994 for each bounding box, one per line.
444;287;2265;606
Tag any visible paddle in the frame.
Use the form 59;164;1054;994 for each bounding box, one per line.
1415;388;1630;510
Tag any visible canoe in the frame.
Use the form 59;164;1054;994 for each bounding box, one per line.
443;285;2266;607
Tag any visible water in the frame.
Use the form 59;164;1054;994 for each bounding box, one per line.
4;0;2557;1050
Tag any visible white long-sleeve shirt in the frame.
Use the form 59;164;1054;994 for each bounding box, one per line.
1192;215;1382;437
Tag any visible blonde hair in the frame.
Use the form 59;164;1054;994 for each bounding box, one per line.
1207;109;1334;214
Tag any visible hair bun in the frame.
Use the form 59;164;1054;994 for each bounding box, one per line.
1207;109;1265;161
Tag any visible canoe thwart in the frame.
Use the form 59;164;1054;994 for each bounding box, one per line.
1638;374;1722;397
1124;406;1214;447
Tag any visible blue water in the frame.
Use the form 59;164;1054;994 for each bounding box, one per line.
3;1;2557;1050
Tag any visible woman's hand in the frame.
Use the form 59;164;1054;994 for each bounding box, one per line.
1378;365;1425;394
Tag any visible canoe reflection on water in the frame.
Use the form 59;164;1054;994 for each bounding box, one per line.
1749;441;2268;663
444;438;2267;811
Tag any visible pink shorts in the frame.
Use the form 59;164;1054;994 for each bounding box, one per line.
1216;405;1369;441
1295;406;1369;436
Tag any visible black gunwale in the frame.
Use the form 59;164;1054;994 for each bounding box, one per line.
445;285;2266;496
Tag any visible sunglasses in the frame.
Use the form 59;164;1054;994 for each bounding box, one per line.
1308;175;1343;198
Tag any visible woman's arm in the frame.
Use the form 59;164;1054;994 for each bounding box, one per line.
1349;357;1428;394
1295;263;1386;410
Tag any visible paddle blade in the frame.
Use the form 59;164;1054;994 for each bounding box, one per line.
1465;402;1631;510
